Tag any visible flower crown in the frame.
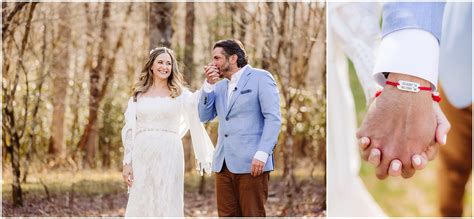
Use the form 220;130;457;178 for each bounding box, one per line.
149;47;168;55
149;47;159;55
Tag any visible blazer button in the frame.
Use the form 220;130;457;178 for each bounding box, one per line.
224;134;228;137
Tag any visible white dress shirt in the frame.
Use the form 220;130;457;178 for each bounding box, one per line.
203;65;270;163
373;28;440;90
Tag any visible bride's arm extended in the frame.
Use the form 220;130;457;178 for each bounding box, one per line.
121;98;135;165
179;88;214;176
329;2;382;102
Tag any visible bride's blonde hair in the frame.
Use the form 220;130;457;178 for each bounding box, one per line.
132;47;185;101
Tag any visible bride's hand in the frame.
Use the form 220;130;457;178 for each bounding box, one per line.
122;164;134;187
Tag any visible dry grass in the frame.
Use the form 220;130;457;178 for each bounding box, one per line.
2;166;325;217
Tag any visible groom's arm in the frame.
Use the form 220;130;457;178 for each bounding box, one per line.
373;2;445;88
254;72;282;164
358;2;446;179
198;81;217;123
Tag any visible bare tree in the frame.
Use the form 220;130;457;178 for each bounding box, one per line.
23;12;49;182
259;2;325;215
2;2;38;206
76;3;133;168
2;2;28;41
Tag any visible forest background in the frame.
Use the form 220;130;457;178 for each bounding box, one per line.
2;2;326;216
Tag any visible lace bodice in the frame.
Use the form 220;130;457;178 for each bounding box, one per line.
121;88;214;175
135;97;181;133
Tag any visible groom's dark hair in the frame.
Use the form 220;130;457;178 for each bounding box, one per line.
213;39;248;68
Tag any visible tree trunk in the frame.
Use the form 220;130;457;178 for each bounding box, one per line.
99;98;114;168
262;2;274;70
281;117;297;216
48;4;70;164
229;3;237;37
77;3;111;168
238;3;248;40
2;2;38;207
76;3;133;168
10;134;23;206
149;2;173;49
183;2;195;84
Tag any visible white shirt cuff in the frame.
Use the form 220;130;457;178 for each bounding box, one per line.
253;151;269;164
373;28;440;89
202;80;216;93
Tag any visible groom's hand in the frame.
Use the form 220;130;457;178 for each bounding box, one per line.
204;64;219;85
357;73;437;179
251;159;265;177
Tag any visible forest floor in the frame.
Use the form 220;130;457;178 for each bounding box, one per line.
2;169;326;217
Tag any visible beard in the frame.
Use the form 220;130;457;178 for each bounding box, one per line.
219;61;231;78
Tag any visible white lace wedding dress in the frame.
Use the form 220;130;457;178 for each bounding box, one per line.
327;2;385;217
121;88;214;217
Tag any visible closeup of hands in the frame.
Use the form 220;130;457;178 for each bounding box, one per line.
356;73;451;179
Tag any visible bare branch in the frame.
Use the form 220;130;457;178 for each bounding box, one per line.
2;2;28;40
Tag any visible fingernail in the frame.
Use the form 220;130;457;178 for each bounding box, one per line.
370;149;380;157
369;149;380;164
391;162;401;171
442;135;447;145
360;138;367;145
413;155;421;166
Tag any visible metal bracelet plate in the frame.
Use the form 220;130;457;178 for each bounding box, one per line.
397;80;420;92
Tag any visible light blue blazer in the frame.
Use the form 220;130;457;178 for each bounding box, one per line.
198;65;282;174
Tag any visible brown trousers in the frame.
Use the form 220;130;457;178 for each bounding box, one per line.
438;88;472;216
215;162;269;217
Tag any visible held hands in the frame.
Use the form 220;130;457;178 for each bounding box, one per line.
204;63;220;85
122;164;134;187
356;73;450;179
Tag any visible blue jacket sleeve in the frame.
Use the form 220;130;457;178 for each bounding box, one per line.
382;2;445;41
256;72;282;154
198;89;217;123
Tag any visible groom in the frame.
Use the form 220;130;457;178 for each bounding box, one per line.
198;39;281;216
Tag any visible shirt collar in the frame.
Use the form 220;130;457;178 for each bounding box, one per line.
228;64;249;84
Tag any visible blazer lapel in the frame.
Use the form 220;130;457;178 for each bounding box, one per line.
226;67;252;116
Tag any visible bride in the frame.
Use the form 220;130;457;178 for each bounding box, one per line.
327;2;385;216
121;47;214;216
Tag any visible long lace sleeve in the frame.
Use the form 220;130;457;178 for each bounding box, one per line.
179;88;214;176
121;98;136;165
329;3;382;102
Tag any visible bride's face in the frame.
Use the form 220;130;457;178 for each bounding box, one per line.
151;52;172;80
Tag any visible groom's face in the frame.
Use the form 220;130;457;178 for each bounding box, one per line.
212;47;232;78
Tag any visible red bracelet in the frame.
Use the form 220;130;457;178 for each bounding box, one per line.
374;80;441;102
385;80;432;91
